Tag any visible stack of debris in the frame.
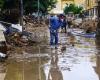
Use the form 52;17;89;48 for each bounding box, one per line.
1;17;48;45
80;19;97;33
23;16;46;27
0;29;8;61
0;17;49;60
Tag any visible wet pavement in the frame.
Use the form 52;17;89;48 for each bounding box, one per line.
0;28;100;80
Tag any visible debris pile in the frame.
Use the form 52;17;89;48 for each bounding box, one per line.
23;16;46;27
0;18;49;61
80;19;97;32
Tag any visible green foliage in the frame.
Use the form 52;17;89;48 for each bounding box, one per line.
23;0;57;14
3;0;19;9
0;0;4;9
0;0;57;23
0;0;20;23
64;4;83;14
1;0;57;14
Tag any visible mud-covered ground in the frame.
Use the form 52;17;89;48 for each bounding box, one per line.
0;28;100;80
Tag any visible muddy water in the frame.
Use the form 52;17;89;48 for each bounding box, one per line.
0;29;100;80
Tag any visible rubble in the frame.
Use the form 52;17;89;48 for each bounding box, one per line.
0;30;8;61
0;24;6;32
0;52;8;59
80;19;97;32
11;24;22;32
72;18;97;33
0;31;7;54
2;17;49;48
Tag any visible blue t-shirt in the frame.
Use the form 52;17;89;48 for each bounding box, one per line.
50;16;62;30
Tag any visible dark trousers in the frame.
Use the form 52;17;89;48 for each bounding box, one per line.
61;26;67;33
68;21;71;28
50;30;58;45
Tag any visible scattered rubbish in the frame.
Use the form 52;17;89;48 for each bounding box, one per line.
0;52;8;61
0;31;7;54
0;24;6;32
11;24;22;32
0;52;7;58
61;67;71;71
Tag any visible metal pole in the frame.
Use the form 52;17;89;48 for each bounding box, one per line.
38;0;40;23
20;1;24;80
20;0;24;28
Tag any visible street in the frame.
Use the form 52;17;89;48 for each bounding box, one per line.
0;0;100;80
0;28;99;80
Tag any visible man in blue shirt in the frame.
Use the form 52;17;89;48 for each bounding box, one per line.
49;14;62;48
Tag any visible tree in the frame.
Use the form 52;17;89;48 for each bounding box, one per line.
2;0;57;14
0;0;4;9
3;0;19;9
0;0;20;23
0;0;57;23
23;0;57;14
64;4;83;14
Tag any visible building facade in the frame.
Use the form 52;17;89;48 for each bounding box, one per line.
61;0;74;9
84;0;97;18
51;0;97;16
85;0;97;10
61;0;85;9
50;0;62;14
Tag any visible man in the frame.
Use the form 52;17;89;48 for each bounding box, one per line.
49;14;62;48
61;16;67;33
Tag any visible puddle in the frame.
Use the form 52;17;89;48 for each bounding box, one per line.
0;28;100;80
